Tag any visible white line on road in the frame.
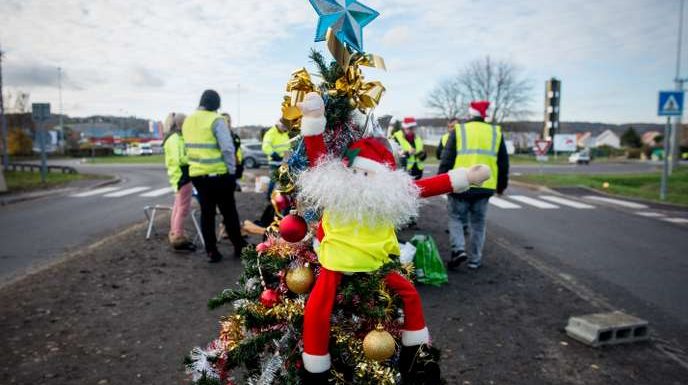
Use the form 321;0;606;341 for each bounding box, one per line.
583;195;648;209
489;196;522;209
635;212;666;218
70;187;120;197
139;187;173;197
662;218;688;224
509;195;559;209
539;195;595;209
103;186;151;197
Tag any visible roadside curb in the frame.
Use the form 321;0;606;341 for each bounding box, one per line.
0;176;121;206
571;185;688;210
509;179;560;195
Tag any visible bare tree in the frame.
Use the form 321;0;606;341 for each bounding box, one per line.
426;56;532;123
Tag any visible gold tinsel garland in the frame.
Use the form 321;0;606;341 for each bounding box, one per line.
330;326;397;385
219;314;245;352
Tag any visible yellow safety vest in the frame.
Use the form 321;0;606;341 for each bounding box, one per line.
163;132;188;191
182;110;227;177
318;212;400;273
393;131;425;171
453;121;501;190
262;126;291;159
441;133;450;147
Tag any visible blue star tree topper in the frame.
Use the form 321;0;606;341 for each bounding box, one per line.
308;0;379;53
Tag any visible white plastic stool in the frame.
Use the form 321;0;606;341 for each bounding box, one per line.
144;205;173;240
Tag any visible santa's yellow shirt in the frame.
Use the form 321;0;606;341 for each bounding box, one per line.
317;211;400;272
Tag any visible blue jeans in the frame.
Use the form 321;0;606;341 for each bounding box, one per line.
447;195;490;265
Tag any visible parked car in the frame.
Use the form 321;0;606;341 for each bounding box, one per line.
241;142;269;169
139;143;153;156
569;149;591;164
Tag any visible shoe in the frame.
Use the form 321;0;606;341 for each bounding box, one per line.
447;251;467;270
467;261;481;270
173;240;197;252
207;250;223;263
399;344;442;385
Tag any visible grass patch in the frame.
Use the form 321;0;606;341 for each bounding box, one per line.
83;155;165;164
514;168;688;206
3;170;107;193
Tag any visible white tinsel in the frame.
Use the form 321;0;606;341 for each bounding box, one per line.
186;346;220;382
297;157;421;228
245;277;260;291
233;299;250;311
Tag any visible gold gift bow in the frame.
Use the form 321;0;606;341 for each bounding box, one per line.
281;67;317;123
326;28;386;110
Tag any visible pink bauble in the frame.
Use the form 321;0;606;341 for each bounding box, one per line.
279;213;308;243
273;194;292;213
259;289;280;308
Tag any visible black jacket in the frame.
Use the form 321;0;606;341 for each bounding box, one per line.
438;117;509;198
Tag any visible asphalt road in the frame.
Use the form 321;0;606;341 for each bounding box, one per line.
0;161;172;283
484;185;688;346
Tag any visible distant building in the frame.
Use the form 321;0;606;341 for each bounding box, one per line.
592;129;620;149
576;132;592;148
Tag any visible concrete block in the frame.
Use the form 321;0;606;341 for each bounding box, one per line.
565;311;649;347
0;168;6;193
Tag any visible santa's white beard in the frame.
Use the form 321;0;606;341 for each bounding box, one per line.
297;158;421;228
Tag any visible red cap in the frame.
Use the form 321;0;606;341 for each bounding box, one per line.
469;101;490;118
402;117;418;129
344;137;397;172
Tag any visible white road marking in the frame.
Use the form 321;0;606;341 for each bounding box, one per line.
635;212;665;218
662;218;688;224
489;196;522;209
509;195;559;209
539;195;595;209
583;195;648;209
140;187;173;197
70;187;120;197
103;186;151;197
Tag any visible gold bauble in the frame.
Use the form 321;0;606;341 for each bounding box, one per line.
286;266;314;294
363;325;396;362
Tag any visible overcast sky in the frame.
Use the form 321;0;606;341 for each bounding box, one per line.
0;0;683;125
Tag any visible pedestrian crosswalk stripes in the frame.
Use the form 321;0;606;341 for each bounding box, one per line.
636;212;665;218
583;195;648;209
489;196;522;209
539;195;595;209
662;217;688;224
139;187;173;197
70;187;121;197
509;195;559;209
103;187;151;198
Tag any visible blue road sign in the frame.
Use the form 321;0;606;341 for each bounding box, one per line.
658;91;684;116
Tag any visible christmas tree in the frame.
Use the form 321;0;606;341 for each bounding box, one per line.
186;2;490;384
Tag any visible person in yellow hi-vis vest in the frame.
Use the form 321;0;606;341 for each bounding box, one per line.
436;117;458;160
438;100;510;270
393;117;426;180
261;119;291;197
162;112;196;252
182;90;247;263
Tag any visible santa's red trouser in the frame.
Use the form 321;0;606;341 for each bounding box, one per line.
302;268;430;373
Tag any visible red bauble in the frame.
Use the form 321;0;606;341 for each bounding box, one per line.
260;289;280;308
279;212;308;243
273;193;292;213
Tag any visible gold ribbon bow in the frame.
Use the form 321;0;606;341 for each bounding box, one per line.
326;28;386;110
281;68;317;124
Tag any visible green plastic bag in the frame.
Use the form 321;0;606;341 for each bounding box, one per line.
410;234;448;286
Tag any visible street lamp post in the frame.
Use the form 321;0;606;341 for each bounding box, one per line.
673;0;686;172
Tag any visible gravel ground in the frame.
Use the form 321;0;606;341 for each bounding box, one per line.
1;191;686;385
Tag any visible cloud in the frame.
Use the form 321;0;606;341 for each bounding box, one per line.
0;0;681;124
130;67;165;88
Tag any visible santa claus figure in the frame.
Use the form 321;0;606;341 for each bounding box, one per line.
296;92;490;385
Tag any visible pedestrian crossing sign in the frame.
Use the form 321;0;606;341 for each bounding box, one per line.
658;91;684;116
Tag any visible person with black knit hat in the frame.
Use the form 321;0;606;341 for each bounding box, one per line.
182;90;248;262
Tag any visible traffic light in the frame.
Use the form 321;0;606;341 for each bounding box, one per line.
543;78;561;141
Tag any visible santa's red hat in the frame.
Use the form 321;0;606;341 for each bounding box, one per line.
469;101;490;119
343;137;397;173
401;117;418;129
